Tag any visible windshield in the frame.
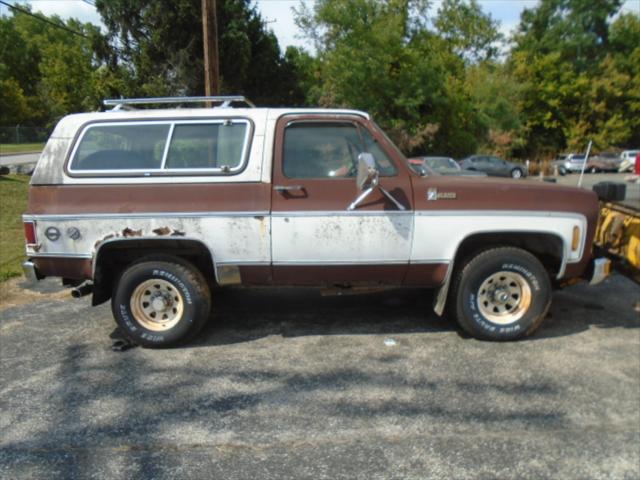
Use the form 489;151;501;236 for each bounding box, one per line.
371;121;409;165
424;157;459;171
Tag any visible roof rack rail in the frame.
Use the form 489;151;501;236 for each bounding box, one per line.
103;96;255;110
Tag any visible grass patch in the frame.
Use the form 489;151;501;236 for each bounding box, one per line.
0;175;30;281
0;143;45;155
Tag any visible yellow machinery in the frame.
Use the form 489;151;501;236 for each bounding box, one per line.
595;202;640;281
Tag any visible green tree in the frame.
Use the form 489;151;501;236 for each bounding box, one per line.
294;0;485;156
95;0;304;105
465;63;524;157
0;17;34;124
0;8;99;128
434;0;503;63
509;0;636;155
513;0;623;72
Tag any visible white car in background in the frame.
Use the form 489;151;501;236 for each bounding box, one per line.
619;150;638;172
553;153;586;175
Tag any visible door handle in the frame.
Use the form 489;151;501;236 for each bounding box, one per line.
274;185;304;192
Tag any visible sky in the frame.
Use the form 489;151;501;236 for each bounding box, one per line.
1;0;639;51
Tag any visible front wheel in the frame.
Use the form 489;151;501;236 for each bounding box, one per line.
450;247;551;341
112;258;211;347
510;168;523;179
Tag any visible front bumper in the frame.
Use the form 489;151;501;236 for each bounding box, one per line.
589;257;612;285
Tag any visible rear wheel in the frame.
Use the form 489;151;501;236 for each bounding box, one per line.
112;258;211;347
450;247;551;341
511;168;523;179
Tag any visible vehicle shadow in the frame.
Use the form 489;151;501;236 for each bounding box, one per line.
190;275;639;348
191;287;456;348
533;278;640;340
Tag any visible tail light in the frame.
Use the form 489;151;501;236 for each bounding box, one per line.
24;221;37;245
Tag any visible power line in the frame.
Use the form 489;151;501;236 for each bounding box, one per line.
0;0;89;39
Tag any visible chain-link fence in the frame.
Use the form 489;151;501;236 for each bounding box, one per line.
0;126;52;144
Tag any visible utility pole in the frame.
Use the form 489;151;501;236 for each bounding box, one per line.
202;0;220;96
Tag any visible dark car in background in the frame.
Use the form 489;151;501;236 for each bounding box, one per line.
409;156;487;177
459;155;527;178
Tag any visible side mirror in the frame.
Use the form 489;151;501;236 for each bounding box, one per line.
356;152;379;191
348;152;406;211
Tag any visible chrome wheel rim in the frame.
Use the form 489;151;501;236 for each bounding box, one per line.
477;271;531;325
512;170;522;178
130;279;184;331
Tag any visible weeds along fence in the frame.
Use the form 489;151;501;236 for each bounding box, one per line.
0;126;52;144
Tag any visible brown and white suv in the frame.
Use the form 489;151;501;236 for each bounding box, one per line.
22;96;610;347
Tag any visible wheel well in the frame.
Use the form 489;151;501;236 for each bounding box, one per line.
92;239;215;306
453;232;563;277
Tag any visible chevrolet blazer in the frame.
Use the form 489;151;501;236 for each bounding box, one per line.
22;96;610;347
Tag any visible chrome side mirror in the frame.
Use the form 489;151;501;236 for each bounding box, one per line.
356;152;379;191
348;152;406;211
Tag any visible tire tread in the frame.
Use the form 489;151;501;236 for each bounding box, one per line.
111;256;211;347
450;246;551;341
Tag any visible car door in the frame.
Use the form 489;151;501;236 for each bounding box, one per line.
471;156;489;172
270;114;414;285
485;156;505;176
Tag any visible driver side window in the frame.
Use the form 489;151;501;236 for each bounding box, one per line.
282;121;398;179
283;123;361;178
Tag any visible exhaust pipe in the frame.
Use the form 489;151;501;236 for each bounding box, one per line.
71;283;93;298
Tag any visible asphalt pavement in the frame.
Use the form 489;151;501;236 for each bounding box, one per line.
0;274;638;479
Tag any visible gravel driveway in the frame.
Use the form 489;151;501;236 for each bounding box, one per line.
1;274;639;479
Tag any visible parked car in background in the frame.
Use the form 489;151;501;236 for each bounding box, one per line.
552;153;586;175
586;152;621;173
409;156;487;177
459;155;527;178
619;150;639;172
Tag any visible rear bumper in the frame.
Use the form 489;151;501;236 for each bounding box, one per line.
22;260;42;284
588;257;612;285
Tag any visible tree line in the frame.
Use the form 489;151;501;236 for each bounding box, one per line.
1;0;638;159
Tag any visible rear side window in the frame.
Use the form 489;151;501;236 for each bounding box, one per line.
72;124;169;171
69;119;250;175
166;123;247;170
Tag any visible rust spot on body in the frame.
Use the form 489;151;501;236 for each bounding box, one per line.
122;228;142;237
153;227;171;236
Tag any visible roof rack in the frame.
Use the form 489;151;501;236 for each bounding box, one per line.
103;96;255;110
